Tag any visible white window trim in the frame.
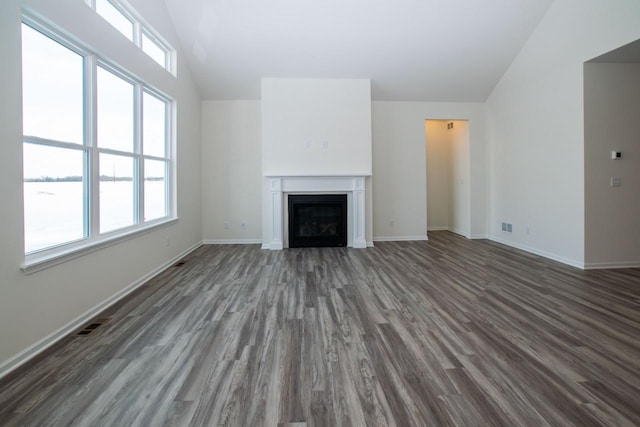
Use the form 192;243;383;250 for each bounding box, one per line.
22;217;179;274
21;17;176;273
86;0;176;75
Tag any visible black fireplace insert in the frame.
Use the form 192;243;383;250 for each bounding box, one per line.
288;194;347;248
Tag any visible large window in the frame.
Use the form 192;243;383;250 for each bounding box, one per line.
22;21;173;258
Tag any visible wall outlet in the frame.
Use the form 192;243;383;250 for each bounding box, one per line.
611;177;621;187
241;223;247;230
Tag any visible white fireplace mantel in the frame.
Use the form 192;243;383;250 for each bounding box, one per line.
263;175;369;250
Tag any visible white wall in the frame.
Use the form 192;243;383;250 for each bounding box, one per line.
584;63;640;268
486;0;640;267
202;101;262;243
261;78;372;176
449;121;470;236
425;121;451;230
372;102;486;241
0;0;202;377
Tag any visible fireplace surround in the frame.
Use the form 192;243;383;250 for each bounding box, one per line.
263;175;368;250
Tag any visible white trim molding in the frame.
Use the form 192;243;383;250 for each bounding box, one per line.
373;235;428;242
203;239;263;245
583;261;640;270
0;241;202;380
264;175;369;250
488;235;584;269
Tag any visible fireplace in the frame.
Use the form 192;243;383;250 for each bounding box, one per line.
263;175;368;250
288;194;347;248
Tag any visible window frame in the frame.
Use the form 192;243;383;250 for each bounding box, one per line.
87;0;175;75
21;17;176;274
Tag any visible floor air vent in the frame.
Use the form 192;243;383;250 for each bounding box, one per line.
76;318;109;337
174;261;186;267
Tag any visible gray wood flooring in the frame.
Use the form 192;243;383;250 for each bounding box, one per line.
1;231;639;426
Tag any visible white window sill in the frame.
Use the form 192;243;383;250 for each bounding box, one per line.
22;217;178;274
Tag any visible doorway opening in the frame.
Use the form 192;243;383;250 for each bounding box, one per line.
425;119;470;238
584;38;640;268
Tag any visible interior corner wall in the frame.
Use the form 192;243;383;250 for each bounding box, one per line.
0;0;202;376
486;0;640;268
449;121;470;237
584;63;640;268
425;121;451;230
372;102;486;241
202;100;262;243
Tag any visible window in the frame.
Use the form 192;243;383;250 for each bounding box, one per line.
21;20;173;261
95;0;133;41
22;24;88;253
90;0;174;73
141;32;167;68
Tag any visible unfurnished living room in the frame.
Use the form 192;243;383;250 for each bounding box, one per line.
1;0;639;425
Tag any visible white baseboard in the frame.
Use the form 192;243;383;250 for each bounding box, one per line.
488;235;584;269
261;241;376;249
583;261;640;270
0;241;203;380
427;227;482;239
373;235;429;242
203;239;263;245
470;234;490;240
447;227;470;238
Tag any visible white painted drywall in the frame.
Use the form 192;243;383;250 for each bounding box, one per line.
584;63;640;267
202;101;262;243
425;121;451;230
0;0;202;376
261;78;372;176
486;0;640;267
372;102;486;241
449;121;470;236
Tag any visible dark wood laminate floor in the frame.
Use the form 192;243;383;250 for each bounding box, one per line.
1;231;639;426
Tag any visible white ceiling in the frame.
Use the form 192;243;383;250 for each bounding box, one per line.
163;0;554;101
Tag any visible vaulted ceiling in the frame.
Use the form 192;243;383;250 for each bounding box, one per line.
163;0;555;101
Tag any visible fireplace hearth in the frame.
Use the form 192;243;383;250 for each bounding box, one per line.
288;194;347;248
